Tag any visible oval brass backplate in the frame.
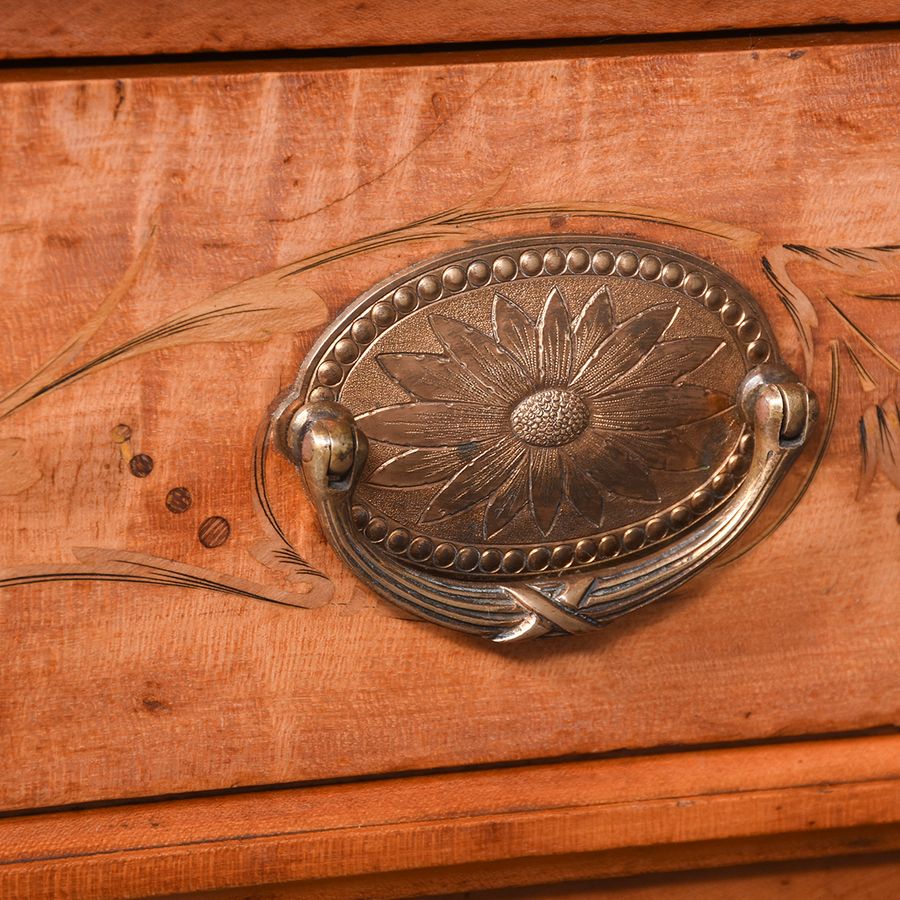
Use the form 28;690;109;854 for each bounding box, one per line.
277;237;816;641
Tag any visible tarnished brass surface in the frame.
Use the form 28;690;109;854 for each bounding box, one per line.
277;238;816;640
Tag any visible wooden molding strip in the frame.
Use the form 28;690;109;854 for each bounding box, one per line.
1;735;899;899
0;1;898;61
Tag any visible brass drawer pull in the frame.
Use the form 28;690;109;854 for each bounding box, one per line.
276;238;816;641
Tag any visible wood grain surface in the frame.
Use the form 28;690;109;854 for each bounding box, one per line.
0;0;899;60
433;854;900;899
1;31;899;811
1;736;899;899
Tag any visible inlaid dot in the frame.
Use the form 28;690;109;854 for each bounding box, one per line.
502;549;526;573
309;386;335;403
575;539;597;563
467;260;491;286
317;361;343;386
111;423;132;443
747;339;771;363
646;517;668;541
392;286;417;313
165;486;192;514
351;505;370;529
598;535;620;559
198;515;230;549
567;248;590;273
670;506;692;529
544;248;566;274
727;453;749;476
333;338;359;364
351;318;376;344
433;543;457;568
721;301;744;326
661;262;685;287
409;537;434;561
704;285;727;310
493;256;517;281
372;301;397;327
639;255;662;280
442;265;467;292
386;528;411;553
519;250;543;276
129;454;153;478
592;250;615;274
551;544;575;568
528;547;552;571
740;433;754;455
480;549;502;572
683;272;707;297
691;489;714;514
365;517;388;542
456;547;479;571
616;251;640;276
622;527;645;551
417;275;442;301
738;318;761;342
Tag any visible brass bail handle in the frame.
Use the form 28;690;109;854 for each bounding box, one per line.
273;237;817;641
277;363;816;642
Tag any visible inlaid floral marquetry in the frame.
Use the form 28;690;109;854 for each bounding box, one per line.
298;238;776;582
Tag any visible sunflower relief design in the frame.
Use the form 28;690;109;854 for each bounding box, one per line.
356;285;731;539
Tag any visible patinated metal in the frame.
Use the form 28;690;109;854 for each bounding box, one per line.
276;237;816;641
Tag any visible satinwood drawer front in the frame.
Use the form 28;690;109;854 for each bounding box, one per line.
1;31;899;815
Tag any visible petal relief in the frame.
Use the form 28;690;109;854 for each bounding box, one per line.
357;401;506;447
483;459;530;539
492;293;538;380
529;447;564;535
430;315;526;402
572;304;679;397
537;286;573;387
562;453;605;527
617;337;724;389
421;439;527;523
368;446;480;488
592;385;733;431
572;286;614;371
616;430;707;471
577;430;660;501
377;352;482;402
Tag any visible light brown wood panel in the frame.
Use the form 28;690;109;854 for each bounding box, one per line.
0;1;898;60
1;31;899;811
1;737;899;899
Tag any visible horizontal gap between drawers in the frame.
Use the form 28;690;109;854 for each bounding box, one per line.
1;722;897;821
0;22;898;83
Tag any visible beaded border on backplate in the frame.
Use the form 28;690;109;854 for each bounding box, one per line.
299;238;776;579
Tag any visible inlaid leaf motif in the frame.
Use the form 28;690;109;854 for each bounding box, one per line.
857;399;900;499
